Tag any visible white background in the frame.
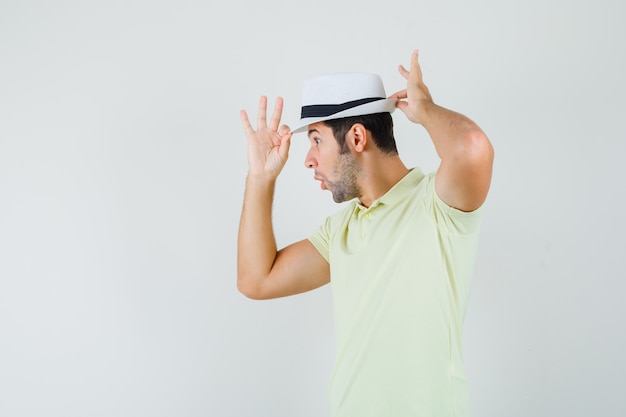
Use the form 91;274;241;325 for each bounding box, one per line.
1;0;624;416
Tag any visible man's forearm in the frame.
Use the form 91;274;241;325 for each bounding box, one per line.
237;175;278;297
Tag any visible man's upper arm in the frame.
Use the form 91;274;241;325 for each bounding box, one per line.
250;239;330;300
435;131;494;212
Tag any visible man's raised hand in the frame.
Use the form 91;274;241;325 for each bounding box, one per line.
390;50;433;125
240;96;292;180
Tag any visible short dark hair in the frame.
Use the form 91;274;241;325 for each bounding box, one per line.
322;112;398;155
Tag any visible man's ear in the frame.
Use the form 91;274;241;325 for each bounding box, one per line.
347;123;368;153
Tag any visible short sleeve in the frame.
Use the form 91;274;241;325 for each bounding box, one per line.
424;173;484;236
308;216;331;263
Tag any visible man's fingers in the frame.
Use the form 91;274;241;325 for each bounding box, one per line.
257;95;268;128
394;100;409;112
240;109;254;136
269;97;284;132
278;131;292;160
389;88;408;99
398;64;409;80
399;50;423;84
410;49;423;82
255;96;285;132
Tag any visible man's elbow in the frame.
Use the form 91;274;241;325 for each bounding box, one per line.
458;130;494;166
237;275;266;300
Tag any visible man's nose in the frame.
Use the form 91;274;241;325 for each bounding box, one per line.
304;150;317;169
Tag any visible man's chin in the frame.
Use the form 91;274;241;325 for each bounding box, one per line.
331;192;348;204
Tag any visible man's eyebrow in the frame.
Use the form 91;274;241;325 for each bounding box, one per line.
307;128;319;137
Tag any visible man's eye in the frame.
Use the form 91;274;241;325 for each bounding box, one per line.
314;138;321;145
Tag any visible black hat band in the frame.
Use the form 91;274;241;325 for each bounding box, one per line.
300;97;385;119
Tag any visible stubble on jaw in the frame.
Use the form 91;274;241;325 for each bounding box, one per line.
329;153;362;203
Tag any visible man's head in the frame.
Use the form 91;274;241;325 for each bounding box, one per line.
296;72;399;203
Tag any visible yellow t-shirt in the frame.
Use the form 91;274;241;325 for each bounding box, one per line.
308;168;483;417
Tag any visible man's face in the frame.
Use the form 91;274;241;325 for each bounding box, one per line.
304;122;362;203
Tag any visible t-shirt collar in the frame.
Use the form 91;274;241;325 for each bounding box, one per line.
356;167;424;211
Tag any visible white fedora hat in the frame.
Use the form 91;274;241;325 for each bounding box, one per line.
290;72;397;134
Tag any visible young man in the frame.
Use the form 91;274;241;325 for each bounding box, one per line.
238;50;494;417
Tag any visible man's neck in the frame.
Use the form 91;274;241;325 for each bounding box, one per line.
357;156;409;208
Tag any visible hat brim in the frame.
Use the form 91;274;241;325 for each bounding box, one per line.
290;97;398;134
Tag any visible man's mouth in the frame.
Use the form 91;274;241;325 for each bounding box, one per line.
314;174;326;190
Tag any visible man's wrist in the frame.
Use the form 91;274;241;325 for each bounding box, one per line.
246;172;278;188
